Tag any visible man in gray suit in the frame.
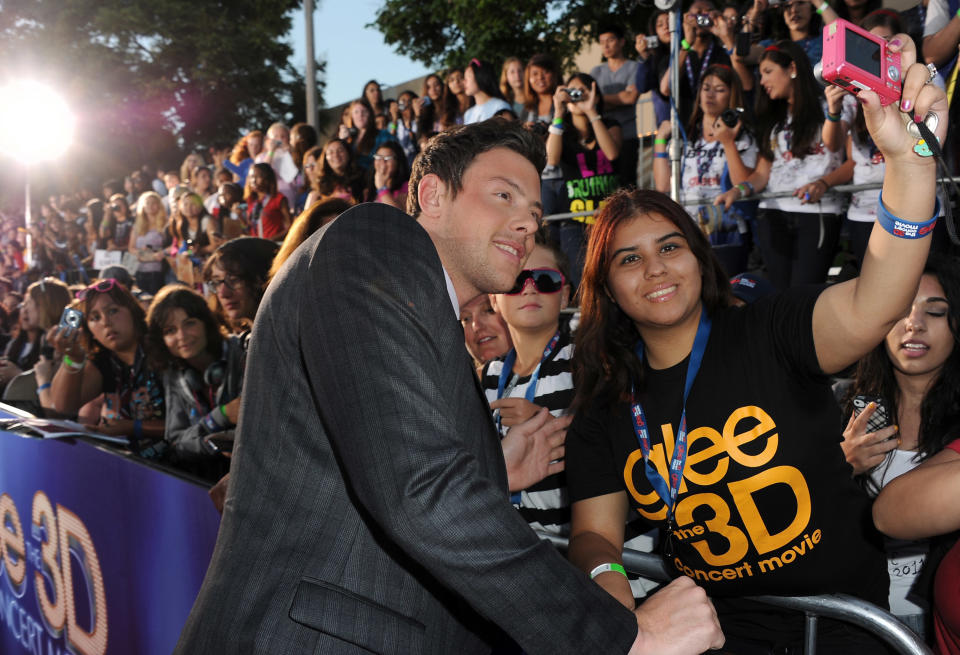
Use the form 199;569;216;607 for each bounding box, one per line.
176;119;723;654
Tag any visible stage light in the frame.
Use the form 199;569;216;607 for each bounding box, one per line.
0;80;75;164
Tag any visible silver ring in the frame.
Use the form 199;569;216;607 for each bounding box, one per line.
926;62;938;84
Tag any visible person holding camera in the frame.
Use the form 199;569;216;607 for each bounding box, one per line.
48;279;166;450
661;0;732;125
567;33;946;651
546;73;622;288
635;11;673;129
655;64;757;274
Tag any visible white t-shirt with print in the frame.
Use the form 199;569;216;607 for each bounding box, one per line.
676;131;759;217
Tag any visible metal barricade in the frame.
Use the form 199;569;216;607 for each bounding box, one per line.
542;176;959;223
536;531;933;655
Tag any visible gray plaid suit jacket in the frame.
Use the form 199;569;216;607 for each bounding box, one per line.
174;203;637;654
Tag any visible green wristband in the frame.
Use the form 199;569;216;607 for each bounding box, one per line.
681;38;692;51
551;116;564;126
589;562;628;579
62;354;85;370
956;6;960;18
817;1;829;14
654;138;667;145
219;404;228;419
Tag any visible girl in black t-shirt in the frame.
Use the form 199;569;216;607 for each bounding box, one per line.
545;72;621;290
566;52;945;650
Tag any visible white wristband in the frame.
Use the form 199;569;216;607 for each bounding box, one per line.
589;562;628;579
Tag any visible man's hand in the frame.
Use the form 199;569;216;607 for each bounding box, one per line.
628;576;725;655
501;408;569;492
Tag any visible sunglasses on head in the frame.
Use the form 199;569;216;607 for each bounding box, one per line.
76;278;124;300
505;268;565;295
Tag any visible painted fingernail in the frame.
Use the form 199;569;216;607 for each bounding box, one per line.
901;99;912;112
889;38;902;48
915;114;924;124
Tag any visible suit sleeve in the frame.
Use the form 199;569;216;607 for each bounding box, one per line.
297;211;638;654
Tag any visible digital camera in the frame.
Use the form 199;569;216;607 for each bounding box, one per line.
696;14;713;27
645;35;660;49
59;307;83;331
720;107;744;127
564;87;584;102
820;18;902;106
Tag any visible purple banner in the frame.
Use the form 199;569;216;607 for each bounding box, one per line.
0;416;220;655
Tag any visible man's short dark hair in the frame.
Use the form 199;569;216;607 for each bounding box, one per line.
597;23;625;40
406;118;546;217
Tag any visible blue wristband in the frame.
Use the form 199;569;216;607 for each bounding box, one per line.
876;191;939;239
654;152;669;159
37;382;51;392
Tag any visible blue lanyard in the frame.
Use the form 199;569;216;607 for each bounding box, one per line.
630;311;711;528
496;330;561;505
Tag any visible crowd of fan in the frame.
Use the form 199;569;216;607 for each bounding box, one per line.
1;1;959;650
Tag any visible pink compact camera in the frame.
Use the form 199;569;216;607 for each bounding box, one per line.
820;18;901;106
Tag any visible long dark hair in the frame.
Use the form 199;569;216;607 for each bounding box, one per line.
573;189;733;410
755;40;824;159
688;64;745;140
523;54;561;115
363;141;410;200
844;254;960;469
467;59;504;99
146;285;226;370
561;72;606;146
315;139;359;199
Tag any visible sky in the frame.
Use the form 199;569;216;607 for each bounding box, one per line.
288;1;433;109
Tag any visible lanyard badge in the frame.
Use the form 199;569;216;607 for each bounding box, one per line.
630;312;711;556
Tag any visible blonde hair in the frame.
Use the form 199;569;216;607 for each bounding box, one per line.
499;57;525;104
134;191;168;236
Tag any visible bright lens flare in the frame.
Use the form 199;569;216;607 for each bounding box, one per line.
0;80;74;164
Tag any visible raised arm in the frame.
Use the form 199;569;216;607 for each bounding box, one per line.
812;37;946;374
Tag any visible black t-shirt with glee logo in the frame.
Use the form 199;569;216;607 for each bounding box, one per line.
567;285;887;636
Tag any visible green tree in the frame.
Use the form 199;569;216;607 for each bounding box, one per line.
0;0;322;177
371;0;648;72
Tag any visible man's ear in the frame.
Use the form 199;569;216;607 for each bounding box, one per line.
416;173;444;219
489;293;501;314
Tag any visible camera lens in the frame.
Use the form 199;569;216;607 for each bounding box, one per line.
696;15;713;27
720;108;742;127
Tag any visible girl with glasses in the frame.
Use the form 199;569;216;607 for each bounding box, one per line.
363;141;409;208
480;236;573;537
48;279;166;452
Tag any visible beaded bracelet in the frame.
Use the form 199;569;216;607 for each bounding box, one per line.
876;191;939;239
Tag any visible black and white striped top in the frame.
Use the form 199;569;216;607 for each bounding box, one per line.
481;328;574;536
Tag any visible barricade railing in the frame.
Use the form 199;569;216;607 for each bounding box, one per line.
543;177;958;223
536;531;933;655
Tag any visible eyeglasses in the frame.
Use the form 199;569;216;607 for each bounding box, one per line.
505;268;565;295
207;276;243;293
77;278;123;300
304;163;316;170
372;154;396;162
110;205;122;211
